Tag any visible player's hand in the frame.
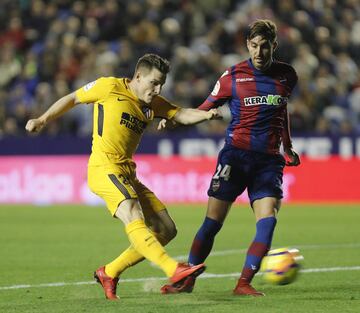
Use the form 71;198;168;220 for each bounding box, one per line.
157;118;178;130
25;118;46;133
284;147;300;166
157;118;167;130
207;109;222;120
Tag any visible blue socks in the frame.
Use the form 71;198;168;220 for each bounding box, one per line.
188;217;223;265
240;216;277;283
187;215;277;285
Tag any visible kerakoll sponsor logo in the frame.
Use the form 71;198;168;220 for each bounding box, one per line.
244;94;288;106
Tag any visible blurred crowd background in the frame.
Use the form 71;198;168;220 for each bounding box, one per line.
1;0;360;137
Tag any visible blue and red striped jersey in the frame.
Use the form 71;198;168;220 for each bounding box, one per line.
199;59;298;154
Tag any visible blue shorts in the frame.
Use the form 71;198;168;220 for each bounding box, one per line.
207;144;285;204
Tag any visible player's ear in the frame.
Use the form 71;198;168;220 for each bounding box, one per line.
134;71;141;82
135;67;149;81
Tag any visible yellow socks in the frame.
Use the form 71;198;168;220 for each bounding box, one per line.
104;228;170;278
125;219;177;277
105;246;143;278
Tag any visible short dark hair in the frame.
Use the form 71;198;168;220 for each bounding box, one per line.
247;19;277;43
135;54;170;75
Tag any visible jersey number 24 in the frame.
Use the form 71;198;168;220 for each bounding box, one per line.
213;164;231;181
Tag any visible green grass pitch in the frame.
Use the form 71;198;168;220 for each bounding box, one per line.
0;203;359;313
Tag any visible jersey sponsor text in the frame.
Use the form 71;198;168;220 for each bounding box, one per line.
120;112;147;134
244;95;288;106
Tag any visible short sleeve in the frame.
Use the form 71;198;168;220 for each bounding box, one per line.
151;95;180;119
198;69;232;110
75;77;115;104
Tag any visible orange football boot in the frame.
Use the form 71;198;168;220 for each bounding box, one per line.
161;275;196;294
94;266;119;300
169;263;205;284
233;280;265;296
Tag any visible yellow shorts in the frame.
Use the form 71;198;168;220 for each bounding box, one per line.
87;163;166;216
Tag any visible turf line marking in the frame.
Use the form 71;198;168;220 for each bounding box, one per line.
175;243;360;260
1;266;359;291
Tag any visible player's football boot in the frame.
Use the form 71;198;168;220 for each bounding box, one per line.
94;266;119;300
233;281;265;297
169;262;206;284
160;275;196;294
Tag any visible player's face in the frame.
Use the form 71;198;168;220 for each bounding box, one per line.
247;35;277;71
136;68;166;104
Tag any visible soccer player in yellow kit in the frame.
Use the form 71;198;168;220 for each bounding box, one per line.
26;54;220;300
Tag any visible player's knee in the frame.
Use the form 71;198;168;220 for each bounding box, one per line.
201;216;223;236
149;221;177;245
158;213;177;242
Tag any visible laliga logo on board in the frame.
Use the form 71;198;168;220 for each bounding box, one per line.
0;166;73;203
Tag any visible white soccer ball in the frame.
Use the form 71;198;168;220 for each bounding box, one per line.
260;247;304;285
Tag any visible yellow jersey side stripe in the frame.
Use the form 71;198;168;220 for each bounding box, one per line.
108;174;131;199
98;104;104;136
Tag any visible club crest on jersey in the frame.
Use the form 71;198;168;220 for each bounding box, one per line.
119;175;130;185
119;175;136;193
211;179;220;192
244;95;288;106
141;106;154;120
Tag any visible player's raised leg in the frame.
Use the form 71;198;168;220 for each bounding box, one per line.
233;197;279;296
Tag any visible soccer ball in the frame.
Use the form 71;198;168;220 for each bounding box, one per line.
260;247;303;285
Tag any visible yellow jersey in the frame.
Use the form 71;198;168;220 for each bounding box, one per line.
75;77;179;166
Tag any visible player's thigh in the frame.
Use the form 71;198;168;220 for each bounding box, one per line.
248;154;285;207
88;166;138;216
132;177;176;234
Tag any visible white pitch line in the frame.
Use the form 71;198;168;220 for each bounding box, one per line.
200;266;360;278
1;266;360;291
174;243;360;260
1;243;359;291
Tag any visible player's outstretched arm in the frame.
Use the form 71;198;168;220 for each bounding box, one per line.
157;108;221;130
25;92;80;133
172;108;222;125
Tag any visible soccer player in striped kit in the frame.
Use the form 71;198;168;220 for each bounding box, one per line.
161;19;300;296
